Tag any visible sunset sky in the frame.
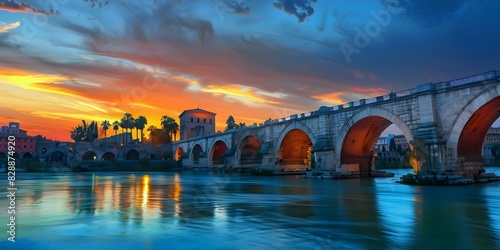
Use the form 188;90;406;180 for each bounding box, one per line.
1;0;499;141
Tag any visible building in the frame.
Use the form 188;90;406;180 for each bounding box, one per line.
179;108;216;140
375;134;409;152
0;122;37;159
483;127;500;162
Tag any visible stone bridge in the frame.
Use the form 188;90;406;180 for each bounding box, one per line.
37;141;148;165
172;71;500;179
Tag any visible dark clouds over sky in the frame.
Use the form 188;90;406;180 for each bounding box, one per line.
0;0;499;140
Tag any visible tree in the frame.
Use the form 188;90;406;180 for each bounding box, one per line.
112;120;119;136
70;120;98;142
161;115;179;141
225;115;239;130
397;145;404;155
135;116;148;143
492;142;500;162
121;113;135;144
147;125;157;146
389;138;396;151
70;125;85;142
101;120;111;139
119;121;125;145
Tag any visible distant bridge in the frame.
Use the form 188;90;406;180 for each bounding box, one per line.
173;71;500;179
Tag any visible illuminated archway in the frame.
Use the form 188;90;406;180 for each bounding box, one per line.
82;151;97;161
175;147;184;161
210;140;228;164
101;152;115;160
191;144;203;164
336;108;413;176
447;89;500;157
239;135;262;165
456;97;500;161
278;129;313;167
126;149;140;160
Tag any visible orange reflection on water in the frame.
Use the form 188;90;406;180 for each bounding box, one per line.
172;173;182;217
142;175;150;209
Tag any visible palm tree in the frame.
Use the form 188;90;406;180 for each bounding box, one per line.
70;125;85;142
147;125;157;146
171;121;179;141
112;120;119;137
121;113;135;144
161;115;179;141
101;120;111;139
119;121;125;145
70;120;98;142
135;115;148;143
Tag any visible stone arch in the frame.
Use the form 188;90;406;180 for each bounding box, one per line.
447;85;500;159
237;135;262;165
101;152;115;160
276;122;317;168
209;140;228;165
335;107;413;176
12;152;19;159
50;151;66;163
126;149;140;160
191;144;203;165
174;146;185;161
82;151;97;161
22;152;33;159
276;122;318;150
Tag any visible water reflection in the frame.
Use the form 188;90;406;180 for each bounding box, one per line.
1;169;500;249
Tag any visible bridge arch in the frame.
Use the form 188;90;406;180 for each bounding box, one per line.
237;135;262;166
82;151;97;161
335;107;413;176
209;140;228;165
126;149;140;160
447;85;500;165
174;146;185;161
191;144;203;165
276;122;317;168
101;152;115;160
50;151;66;163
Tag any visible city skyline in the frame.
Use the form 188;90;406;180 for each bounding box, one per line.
1;0;500;141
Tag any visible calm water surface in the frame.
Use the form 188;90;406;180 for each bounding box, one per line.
1;168;500;250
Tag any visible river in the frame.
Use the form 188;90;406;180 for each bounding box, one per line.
1;167;500;250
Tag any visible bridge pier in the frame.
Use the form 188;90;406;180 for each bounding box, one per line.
455;156;484;179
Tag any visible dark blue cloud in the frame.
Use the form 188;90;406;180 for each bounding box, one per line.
273;0;318;23
380;0;468;27
224;0;250;15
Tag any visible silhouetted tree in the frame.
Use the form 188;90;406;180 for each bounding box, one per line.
135;115;148;142
70;120;98;142
101;120;111;139
389;138;396;151
225;115;239;130
161;115;179;141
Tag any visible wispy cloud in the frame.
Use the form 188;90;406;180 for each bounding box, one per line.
0;0;58;15
313;87;389;105
0;21;20;33
187;82;286;106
